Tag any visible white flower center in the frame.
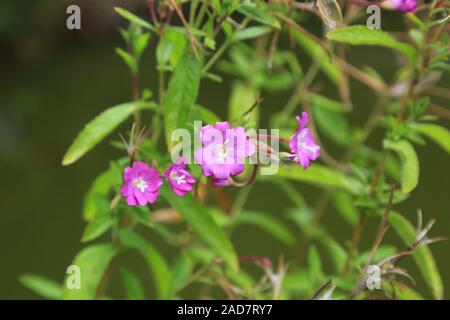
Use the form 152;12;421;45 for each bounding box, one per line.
170;171;186;185
133;177;148;192
215;139;230;163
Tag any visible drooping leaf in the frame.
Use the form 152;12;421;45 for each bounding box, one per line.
416;124;450;154
62;244;119;299
293;30;341;85
310;93;347;112
331;191;359;226
164;52;201;150
62;102;154;165
313;105;352;146
327;26;417;64
233;211;296;246
383;139;419;194
160;185;238;272
20;274;62;300
273;164;365;195
120;267;146;300
118;229;171;299
237;3;281;29
389;212;443;300
81;214;117;242
315;232;347;274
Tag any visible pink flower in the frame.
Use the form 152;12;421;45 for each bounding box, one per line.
289;113;320;169
382;0;417;12
121;161;163;206
212;177;231;187
165;159;196;196
194;122;256;180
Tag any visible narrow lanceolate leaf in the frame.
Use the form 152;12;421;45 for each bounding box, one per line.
389;212;443;300
272;164;365;195
160;185;238;272
237;4;281;29
81;214;117;242
120;268;146;300
118;230;171;299
416;124;450;154
114;7;156;32
20;274;62;300
233;211;295;246
383;139;419;194
83;171;114;222
164;52;201;150
62;244;119;300
62;101;154;165
327;26;417;64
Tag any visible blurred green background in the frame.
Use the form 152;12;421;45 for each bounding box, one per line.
0;0;448;299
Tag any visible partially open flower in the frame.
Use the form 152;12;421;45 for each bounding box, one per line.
289;113;320;169
194;122;256;180
121;161;163;206
382;0;417;12
165;159;196;196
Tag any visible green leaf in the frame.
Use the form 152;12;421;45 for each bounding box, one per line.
237;3;281;29
83;171;114;221
228;81;260;129
383;281;424;300
389;212;443;299
331;191;359;226
383;139;419;194
313;105;352;146
310;94;347;112
118;230;171;299
189;105;221;124
316;232;346;274
307;246;324;280
81;214;117;242
20;274;62;300
62;101;154;165
156;27;187;67
62;244;119;299
234;211;295;246
233;26;271;42
293;30;341;85
160;185;238;272
120;268;146;300
170;252;193;293
416;124;450;154
273;164;365;195
327;26;417;64
114;7;156;32
116;47;137;73
164;52;201;150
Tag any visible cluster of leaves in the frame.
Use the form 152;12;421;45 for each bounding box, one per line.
21;0;449;300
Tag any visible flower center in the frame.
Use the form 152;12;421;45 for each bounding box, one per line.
133;177;148;192
215;140;230;163
170;171;186;185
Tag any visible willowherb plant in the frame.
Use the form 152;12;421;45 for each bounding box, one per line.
21;0;449;300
